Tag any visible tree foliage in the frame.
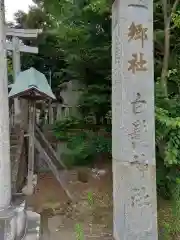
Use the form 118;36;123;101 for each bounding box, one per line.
154;1;180;201
14;0;111;119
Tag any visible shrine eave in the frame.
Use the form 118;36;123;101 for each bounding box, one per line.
8;67;56;100
9;87;54;100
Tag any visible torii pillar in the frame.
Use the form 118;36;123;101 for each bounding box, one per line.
112;0;158;239
0;0;17;238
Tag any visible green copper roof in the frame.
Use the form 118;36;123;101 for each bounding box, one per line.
9;67;56;100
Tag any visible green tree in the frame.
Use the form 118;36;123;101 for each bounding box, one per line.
13;6;66;90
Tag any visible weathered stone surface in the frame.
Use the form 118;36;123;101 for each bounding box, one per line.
112;0;157;239
112;0;155;165
113;160;157;240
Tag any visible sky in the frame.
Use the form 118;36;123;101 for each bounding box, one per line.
5;0;33;22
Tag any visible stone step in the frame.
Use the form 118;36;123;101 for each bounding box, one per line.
10;146;18;151
10;131;19;136
10;145;18;149
10;126;25;193
10;133;19;138
10;138;18;142
10;150;18;157
10;140;19;146
10;140;18;143
10;135;18;138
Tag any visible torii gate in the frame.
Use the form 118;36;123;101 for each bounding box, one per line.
6;27;42;124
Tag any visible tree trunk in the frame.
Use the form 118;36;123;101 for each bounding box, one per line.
161;0;180;97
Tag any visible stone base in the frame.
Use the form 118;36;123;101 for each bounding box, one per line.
0;206;16;239
0;204;40;240
113;160;158;240
24;210;41;240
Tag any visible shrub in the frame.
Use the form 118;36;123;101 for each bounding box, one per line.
53;117;111;166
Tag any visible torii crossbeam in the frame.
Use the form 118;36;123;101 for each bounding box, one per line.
6;27;42;38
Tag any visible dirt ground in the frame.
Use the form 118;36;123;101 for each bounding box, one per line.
27;164;113;239
26;163;177;239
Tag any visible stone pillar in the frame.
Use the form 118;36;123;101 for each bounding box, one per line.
112;0;157;239
0;0;11;211
0;1;17;238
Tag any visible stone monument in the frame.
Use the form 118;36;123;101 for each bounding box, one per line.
112;0;158;239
